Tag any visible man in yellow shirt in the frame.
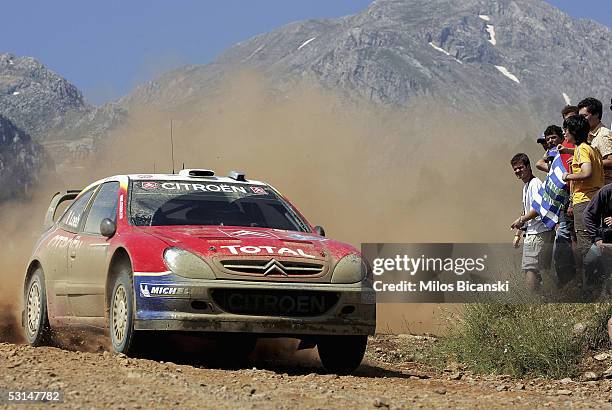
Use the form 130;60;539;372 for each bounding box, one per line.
562;115;604;299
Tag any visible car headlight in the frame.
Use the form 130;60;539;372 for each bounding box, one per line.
331;254;367;284
163;247;216;279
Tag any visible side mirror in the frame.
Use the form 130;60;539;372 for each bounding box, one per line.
314;225;326;237
100;218;117;238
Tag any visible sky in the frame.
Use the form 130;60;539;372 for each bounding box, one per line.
0;0;609;106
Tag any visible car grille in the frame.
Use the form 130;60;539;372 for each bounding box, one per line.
211;289;339;317
220;259;324;277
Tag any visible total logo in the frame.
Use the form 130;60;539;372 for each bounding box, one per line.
220;245;316;258
139;284;190;298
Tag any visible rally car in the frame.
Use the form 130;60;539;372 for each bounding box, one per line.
22;169;376;373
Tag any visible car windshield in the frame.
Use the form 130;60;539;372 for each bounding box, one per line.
129;180;309;231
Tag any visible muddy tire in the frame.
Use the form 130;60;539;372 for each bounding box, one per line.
24;268;53;346
318;335;367;374
109;266;141;355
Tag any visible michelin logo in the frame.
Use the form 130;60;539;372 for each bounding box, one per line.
139;283;190;298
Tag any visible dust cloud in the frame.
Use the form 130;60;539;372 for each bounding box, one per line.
0;188;54;344
1;69;546;343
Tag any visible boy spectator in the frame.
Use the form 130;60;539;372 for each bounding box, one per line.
509;153;554;290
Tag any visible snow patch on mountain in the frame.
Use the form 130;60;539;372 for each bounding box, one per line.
298;37;316;50
562;92;571;105
495;65;520;83
486;25;497;45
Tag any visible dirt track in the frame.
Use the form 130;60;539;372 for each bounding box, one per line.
1;335;611;409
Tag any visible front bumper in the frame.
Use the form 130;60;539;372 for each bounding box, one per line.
133;274;376;336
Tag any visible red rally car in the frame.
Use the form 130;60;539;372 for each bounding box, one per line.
22;169;376;373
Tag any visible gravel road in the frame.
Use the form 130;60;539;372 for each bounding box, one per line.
1;334;611;409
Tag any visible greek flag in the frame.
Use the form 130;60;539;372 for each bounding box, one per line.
531;150;569;229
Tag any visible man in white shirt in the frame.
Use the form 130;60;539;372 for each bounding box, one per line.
510;153;554;290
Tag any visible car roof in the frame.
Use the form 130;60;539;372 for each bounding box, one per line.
77;173;268;197
126;174;267;185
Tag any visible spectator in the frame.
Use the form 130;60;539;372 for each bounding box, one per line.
561;105;579;120
536;125;570;173
558;109;579;247
582;185;612;300
535;125;576;286
561;115;604;294
578;97;612;184
536;134;549;152
509;153;554;290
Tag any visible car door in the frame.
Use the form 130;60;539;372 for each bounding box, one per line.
67;182;120;318
46;188;96;320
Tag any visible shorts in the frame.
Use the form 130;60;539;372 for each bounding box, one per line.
522;230;554;272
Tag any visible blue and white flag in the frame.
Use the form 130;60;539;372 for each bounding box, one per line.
531;150;569;229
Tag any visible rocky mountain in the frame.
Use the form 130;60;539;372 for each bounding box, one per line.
0;115;48;201
2;0;611;148
122;0;612;124
0;53;126;142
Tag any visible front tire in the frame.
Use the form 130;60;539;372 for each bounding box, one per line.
109;266;141;355
24;268;52;346
318;335;367;374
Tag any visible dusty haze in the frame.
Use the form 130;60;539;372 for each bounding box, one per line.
1;71;545;342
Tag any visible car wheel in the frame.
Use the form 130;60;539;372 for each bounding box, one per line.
109;267;141;355
24;268;52;346
317;335;367;374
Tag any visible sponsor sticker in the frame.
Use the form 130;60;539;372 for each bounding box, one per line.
119;194;124;220
135;181;270;195
141;182;159;190
220;245;316;259
250;186;266;195
139;283;191;298
158;182;248;193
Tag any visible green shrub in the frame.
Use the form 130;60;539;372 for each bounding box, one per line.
431;303;612;378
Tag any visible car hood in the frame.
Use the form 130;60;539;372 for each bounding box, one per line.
136;225;358;263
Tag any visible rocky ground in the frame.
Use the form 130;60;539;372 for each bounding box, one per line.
1;334;611;409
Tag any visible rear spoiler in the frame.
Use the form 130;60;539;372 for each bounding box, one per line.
43;190;82;231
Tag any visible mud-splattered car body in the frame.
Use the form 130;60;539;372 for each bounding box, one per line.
23;170;375;371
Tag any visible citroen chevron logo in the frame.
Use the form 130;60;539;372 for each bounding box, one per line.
262;259;288;276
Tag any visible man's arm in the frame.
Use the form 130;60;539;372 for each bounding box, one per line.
511;208;538;229
535;159;550;172
584;192;604;243
535;152;551;172
564;162;592;181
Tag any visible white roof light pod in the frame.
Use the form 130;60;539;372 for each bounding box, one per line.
178;169;215;177
228;170;247;181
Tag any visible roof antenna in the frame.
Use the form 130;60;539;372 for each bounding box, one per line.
170;119;175;174
182;162;185;170
153;162;156;173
